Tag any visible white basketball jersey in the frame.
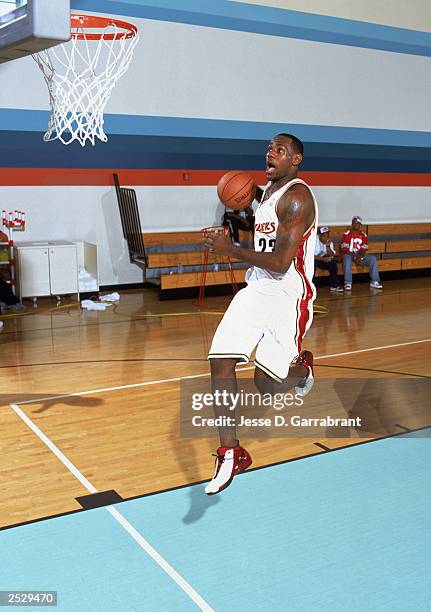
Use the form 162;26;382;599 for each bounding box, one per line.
245;178;318;299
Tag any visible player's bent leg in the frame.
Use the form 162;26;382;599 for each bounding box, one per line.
209;356;237;379
292;350;315;397
254;354;313;397
254;366;279;394
254;364;300;394
254;293;315;398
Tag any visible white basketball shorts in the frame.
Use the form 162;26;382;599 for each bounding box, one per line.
208;284;313;382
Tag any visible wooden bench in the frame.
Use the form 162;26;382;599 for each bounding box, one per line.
367;223;431;236
143;223;431;292
143;230;251;291
314;222;431;278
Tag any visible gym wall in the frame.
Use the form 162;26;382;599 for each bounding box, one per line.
0;0;429;285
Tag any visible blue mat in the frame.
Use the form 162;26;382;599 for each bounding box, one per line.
1;431;430;611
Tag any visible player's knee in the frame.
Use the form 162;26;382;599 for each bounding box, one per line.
210;358;237;378
254;368;275;394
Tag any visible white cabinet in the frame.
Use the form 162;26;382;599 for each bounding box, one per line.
15;241;78;299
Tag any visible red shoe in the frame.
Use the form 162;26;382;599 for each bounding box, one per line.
205;445;252;495
294;350;315;397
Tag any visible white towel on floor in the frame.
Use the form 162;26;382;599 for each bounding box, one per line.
81;300;112;311
99;292;120;302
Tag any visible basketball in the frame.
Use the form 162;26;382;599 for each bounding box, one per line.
217;171;257;210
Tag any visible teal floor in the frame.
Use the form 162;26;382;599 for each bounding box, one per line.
1;431;430;611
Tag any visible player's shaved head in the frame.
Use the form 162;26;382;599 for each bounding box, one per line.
275;133;304;157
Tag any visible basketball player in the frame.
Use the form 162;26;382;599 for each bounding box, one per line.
203;133;317;495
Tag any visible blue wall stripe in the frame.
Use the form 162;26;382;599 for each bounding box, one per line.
1;109;431;148
0;129;430;173
71;1;431;57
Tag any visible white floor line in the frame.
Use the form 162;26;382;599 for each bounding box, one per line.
14;337;431;406
16;371;212;405
8;403;213;612
107;506;213;612
314;337;431;361
9;403;97;493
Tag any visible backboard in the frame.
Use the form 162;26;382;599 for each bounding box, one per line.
0;0;70;62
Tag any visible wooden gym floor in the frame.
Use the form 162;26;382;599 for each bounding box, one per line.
0;277;430;528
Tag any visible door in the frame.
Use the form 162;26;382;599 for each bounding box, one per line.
18;247;50;298
49;245;78;295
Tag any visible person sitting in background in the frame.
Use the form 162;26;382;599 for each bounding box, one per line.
314;226;343;292
222;205;254;246
341;216;382;291
0;273;25;312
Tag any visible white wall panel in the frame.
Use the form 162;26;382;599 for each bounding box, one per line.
313;186;431;225
0;18;430;132
112;20;431;132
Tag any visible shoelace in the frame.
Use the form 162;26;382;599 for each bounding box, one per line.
211;453;225;476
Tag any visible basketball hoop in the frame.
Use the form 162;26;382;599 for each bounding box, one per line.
194;226;239;309
32;14;139;146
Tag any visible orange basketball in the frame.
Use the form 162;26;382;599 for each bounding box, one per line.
217;171;256;210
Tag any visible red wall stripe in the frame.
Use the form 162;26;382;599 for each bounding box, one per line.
0;168;430;187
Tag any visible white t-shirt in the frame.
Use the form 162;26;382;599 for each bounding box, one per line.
314;237;336;257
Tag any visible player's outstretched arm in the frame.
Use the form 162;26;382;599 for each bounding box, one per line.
205;187;313;274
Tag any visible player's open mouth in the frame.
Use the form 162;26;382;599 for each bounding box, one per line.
266;162;276;175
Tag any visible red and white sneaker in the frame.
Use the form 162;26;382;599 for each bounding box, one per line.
205;445;252;495
294;350;315;397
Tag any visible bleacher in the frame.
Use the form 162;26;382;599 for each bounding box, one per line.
143;230;249;291
143;222;431;293
314;222;431;277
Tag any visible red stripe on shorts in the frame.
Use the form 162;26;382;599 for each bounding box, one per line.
294;232;314;352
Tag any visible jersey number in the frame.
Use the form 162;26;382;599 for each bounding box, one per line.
258;237;276;252
350;237;363;252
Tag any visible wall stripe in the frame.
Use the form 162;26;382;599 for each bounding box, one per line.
0;168;430;187
1;111;430;179
2;109;431;147
0;132;429;174
71;1;431;57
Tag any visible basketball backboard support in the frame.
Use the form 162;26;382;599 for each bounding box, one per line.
0;0;70;63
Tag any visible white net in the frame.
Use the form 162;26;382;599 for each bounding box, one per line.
33;15;139;146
